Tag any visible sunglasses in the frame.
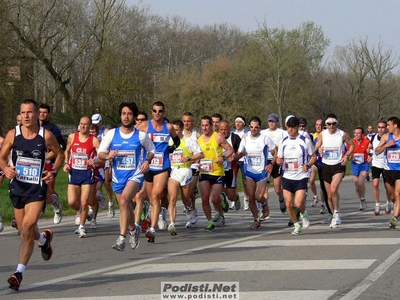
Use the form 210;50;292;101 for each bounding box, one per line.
136;118;146;122
326;122;337;126
152;109;164;113
249;125;260;129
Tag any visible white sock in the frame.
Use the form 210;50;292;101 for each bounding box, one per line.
16;264;26;273
38;232;46;245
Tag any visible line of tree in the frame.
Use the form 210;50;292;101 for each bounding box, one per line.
0;0;399;135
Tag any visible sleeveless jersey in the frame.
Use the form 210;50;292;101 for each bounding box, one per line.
69;132;96;170
148;120;171;171
109;127;144;184
198;132;224;176
321;129;346;165
384;133;400;170
238;134;275;174
371;134;385;168
170;137;192;169
10;125;47;196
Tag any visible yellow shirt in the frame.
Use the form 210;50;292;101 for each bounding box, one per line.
197;132;224;176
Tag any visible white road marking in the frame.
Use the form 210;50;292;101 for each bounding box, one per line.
222;238;400;247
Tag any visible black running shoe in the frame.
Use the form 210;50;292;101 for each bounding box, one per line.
38;229;53;261
279;200;286;213
8;272;23;291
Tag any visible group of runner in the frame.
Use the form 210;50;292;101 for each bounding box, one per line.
1;98;400;291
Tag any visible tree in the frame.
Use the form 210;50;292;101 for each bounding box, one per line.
0;0;125;122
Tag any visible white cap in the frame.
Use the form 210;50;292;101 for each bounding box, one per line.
91;114;102;125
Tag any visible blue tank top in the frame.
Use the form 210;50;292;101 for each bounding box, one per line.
147;120;171;171
385;133;400;170
110;128;143;184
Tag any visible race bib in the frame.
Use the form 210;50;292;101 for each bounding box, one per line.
170;149;184;165
116;150;136;170
353;153;364;164
284;158;300;172
15;156;42;184
247;153;262;167
199;159;213;172
150;152;164;170
324;147;341;160
387;149;400;163
71;153;88;170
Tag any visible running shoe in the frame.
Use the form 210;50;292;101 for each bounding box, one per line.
244;198;249;211
374;205;380;215
250;220;261;229
112;235;126;251
141;218;150;232
78;227;87;238
168;223;177;236
325;214;333;224
145;228;156;243
52;194;62;224
319;204;326;214
366;173;370;181
234;195;241;210
229;201;235;210
0;214;3;233
129;225;140;250
389;217;397;229
141;201;150;220
87;209;93;221
279;200;286;213
311;196;318;207
38;229;53;261
359;199;367;211
220;193;229;213
158;207;167;230
300;211;310;229
213;215;225;227
205;221;215;232
291;223;301;235
8;272;23;291
75;209;81;226
288;219;294;227
90;219;97;229
108;203;115;219
385;201;392;214
259;202;270;221
97;190;107;208
335;212;342;225
11;218;18;230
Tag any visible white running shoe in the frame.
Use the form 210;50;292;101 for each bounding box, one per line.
75;213;80;226
244;198;249;211
213;215;225;227
300;211;310;230
52;194;62;224
168;223;177;236
229;201;235;210
129;225;140;250
359;199;367;211
90;219;97;229
108;203;115;219
335;212;342;225
311;196;318;207
329;215;337;228
374;205;380;215
291;223;301;235
78;227;87;238
385;201;392;214
112;235;126;251
319;204;326;214
158;207;167;230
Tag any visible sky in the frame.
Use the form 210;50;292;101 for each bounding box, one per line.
128;0;400;63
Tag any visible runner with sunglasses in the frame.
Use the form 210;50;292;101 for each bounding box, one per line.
314;113;354;228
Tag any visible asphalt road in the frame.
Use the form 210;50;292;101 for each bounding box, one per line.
1;176;400;300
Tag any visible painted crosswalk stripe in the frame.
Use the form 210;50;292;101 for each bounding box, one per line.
222;238;400;248
105;259;375;275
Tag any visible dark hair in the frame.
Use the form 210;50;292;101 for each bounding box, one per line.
39;103;51;113
89;123;99;132
171;119;184;130
377;120;387;126
249;116;262;127
118;102;138;117
211;113;223;120
137;110;148;119
387;116;400;126
152;101;165;109
235;115;246;125
22;99;39;112
326;113;337;119
201;115;213;126
354;126;364;134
